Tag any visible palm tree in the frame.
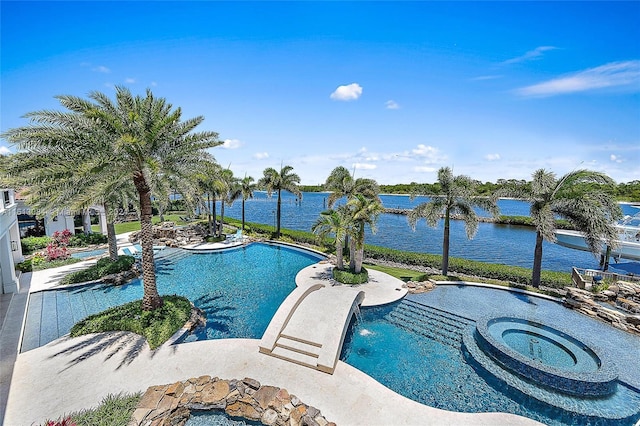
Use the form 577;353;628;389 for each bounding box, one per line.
507;169;622;287
408;167;499;276
218;168;241;237
239;175;257;231
7;87;221;310
311;205;353;270
324;166;380;208
258;165;301;237
346;194;385;273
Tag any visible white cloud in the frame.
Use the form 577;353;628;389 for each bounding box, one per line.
330;83;363;101
125;78;136;84
353;162;376;170
515;61;640;97
411;144;440;159
150;81;158;87
222;139;243;149
0;146;11;155
610;154;623;163
93;65;111;73
503;46;558;65
253;152;269;160
385;100;400;110
485;153;501;161
414;166;437;173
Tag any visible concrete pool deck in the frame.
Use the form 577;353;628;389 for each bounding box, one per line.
2;242;542;425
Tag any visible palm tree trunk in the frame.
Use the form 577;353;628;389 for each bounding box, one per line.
207;193;213;236
219;201;225;237
354;238;364;274
349;237;356;271
276;189;282;237
442;209;450;276
532;231;544;288
134;174;163;311
336;243;344;270
212;195;217;236
242;199;246;231
104;203;118;261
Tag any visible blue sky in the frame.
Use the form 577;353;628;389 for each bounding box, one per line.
1;1;639;185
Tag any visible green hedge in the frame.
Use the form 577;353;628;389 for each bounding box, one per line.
333;267;369;284
20;236;52;254
61;256;136;285
363;245;572;288
68;233;108;247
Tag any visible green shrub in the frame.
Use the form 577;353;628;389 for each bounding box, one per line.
17;254;80;273
61;256;135;285
333;267;369;284
70;295;191;349
21;236;52;254
68;392;142;426
68;233;108;247
205;235;226;243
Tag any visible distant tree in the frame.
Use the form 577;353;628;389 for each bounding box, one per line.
259;165;301;237
239;175;257;231
408;167;499;276
503;169;622;287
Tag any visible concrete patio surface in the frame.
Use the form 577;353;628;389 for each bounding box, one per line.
2;240;544;425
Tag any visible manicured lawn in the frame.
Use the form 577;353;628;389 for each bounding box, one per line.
91;214;204;234
365;263;429;282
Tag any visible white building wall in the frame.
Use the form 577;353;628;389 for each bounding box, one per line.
1;189;21;294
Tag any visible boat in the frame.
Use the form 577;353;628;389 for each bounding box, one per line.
554;206;640;261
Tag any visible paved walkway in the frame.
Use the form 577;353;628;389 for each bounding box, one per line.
2;241;542;426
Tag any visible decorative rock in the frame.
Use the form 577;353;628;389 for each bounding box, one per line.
262;408;279;425
226;399;261;421
132;377;333;426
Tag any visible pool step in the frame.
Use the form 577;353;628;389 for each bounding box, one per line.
385;300;474;349
155;249;191;267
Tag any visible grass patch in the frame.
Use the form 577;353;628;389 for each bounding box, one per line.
365;264;429;282
333;267;369;284
70;295;192;349
16;257;82;273
43;392;142;426
60;256;135;285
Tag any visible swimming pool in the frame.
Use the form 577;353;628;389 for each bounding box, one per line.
340;286;640;426
70;248;107;259
21;243;324;352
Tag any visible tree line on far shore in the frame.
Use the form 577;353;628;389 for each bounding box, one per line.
301;180;640;202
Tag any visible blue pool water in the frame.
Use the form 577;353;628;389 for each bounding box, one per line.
71;248;107;259
340;286;640;426
21;243;323;352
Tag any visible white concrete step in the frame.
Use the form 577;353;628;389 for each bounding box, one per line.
279;333;322;349
275;336;321;358
270;346;319;369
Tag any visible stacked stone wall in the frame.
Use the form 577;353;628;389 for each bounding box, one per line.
131;376;335;426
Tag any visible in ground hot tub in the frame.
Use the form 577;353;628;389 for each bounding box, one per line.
473;316;618;397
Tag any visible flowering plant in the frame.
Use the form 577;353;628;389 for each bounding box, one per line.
45;229;72;261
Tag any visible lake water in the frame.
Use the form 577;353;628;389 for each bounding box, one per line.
213;192;639;275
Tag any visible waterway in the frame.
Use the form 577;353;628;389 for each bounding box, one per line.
213;192;639;275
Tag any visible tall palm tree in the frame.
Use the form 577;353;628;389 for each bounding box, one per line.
324;166;380;208
311;205;353;270
239;175;257;231
258;165;301;237
346;194;385;273
218;168;241;237
6;87;221;310
408;167;499;276
508;169;621;287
